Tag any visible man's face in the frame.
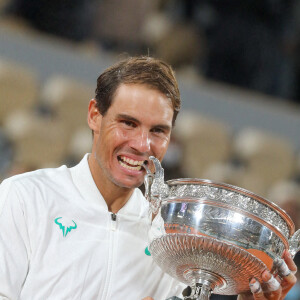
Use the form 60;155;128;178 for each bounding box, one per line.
90;83;174;189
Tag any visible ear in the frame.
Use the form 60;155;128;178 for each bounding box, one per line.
87;99;102;133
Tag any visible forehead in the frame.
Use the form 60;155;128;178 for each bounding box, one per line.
109;83;174;122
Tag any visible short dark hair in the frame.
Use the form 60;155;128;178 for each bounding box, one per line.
95;56;181;126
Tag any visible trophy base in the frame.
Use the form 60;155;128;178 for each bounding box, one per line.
183;268;226;288
149;234;268;295
182;269;226;299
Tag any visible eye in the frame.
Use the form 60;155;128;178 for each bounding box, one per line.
151;127;165;134
121;120;136;128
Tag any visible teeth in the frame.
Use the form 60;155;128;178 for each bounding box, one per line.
120;156;144;166
119;160;142;171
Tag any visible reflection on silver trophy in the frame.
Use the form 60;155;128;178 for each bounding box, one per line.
143;157;300;300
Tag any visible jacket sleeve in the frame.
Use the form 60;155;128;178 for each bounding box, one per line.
0;179;30;300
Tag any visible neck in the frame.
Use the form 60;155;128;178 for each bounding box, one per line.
101;184;134;213
88;154;134;213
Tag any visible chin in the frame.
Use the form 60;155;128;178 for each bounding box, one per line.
122;181;144;189
113;177;144;189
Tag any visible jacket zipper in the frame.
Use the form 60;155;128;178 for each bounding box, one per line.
101;213;117;300
111;213;117;231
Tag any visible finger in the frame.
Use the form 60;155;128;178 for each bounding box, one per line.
237;291;255;300
261;271;282;299
273;258;291;277
249;278;266;299
274;255;297;298
283;250;298;274
142;297;154;300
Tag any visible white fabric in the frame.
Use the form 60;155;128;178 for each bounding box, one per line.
0;154;182;300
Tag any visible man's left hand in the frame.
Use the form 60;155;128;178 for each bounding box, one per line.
238;250;297;299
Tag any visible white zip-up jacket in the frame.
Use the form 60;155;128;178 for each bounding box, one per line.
0;155;182;300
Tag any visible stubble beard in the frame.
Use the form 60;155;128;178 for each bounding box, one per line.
94;152;143;190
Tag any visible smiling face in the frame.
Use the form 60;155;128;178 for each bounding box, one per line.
88;83;174;193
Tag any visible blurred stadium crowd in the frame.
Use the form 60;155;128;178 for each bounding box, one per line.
0;0;300;299
2;0;300;101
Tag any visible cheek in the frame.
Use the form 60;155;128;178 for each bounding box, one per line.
152;138;170;158
101;127;134;151
112;128;133;141
100;123;129;141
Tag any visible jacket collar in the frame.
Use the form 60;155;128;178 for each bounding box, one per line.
70;154;148;218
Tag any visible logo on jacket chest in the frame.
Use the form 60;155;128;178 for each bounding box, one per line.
54;217;77;237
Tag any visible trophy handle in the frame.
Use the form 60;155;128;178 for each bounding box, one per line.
143;156;169;214
289;229;300;258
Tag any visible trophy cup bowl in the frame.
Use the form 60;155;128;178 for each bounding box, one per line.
144;157;300;300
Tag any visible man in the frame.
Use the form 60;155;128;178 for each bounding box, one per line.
0;56;297;299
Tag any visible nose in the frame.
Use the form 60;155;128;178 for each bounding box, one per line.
129;128;151;153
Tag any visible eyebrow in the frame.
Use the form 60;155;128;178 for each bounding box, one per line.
117;113;172;131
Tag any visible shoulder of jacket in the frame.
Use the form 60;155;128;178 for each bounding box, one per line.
2;164;69;186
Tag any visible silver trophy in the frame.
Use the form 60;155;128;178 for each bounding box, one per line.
144;156;300;300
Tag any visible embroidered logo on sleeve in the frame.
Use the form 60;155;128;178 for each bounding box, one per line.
54;217;77;237
145;246;151;256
